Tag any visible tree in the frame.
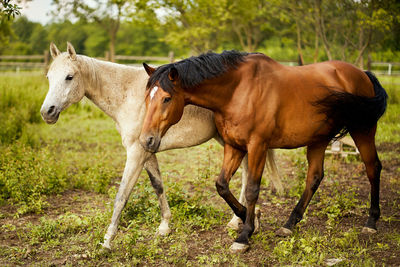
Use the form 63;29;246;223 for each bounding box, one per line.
223;0;276;52
136;0;228;54
0;0;21;20
47;20;89;55
0;0;21;50
51;0;133;61
311;0;398;67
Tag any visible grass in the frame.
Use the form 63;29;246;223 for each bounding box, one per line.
0;73;399;265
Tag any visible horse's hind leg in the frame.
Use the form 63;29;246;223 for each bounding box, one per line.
277;141;329;236
144;154;172;236
350;127;381;233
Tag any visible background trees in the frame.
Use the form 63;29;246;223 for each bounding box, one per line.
0;0;399;66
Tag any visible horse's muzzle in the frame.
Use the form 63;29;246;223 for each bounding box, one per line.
40;105;60;124
139;133;161;153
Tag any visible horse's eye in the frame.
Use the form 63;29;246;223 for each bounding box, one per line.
66;75;73;81
163;97;171;104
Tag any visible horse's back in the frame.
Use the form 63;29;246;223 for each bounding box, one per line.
295;61;374;97
239;59;376;148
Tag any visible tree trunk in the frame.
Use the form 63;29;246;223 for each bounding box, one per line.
354;29;371;69
315;0;332;60
108;5;121;62
313;0;320;63
295;19;304;65
109;30;116;62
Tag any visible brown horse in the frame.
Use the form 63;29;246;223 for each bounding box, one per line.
139;51;388;252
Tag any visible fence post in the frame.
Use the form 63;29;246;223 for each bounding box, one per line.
168;51;174;63
43;50;50;72
388;63;392;76
105;51;110;61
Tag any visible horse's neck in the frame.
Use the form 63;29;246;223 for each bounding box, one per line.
79;56;146;121
186;74;238;112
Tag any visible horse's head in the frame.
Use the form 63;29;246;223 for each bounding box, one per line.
139;63;186;152
40;42;85;124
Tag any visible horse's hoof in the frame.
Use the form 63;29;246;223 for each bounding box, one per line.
229;242;249;253
254;207;261;234
226;217;241;231
156;226;171;236
101;238;112;250
99;242;112;255
361;227;377;234
276;227;292;237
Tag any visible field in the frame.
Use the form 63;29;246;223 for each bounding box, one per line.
0;72;399;266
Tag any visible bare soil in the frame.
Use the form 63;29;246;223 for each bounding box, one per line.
1;145;399;266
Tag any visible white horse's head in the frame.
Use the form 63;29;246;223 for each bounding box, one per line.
40;42;85;124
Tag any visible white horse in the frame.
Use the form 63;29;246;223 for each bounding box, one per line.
40;42;282;249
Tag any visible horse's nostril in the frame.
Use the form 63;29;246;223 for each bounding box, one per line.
147;136;154;147
48;105;55;115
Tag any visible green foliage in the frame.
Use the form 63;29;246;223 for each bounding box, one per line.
0;75;45;145
0;145;68;214
0;74;123;215
272;229;373;265
0;0;21;20
116;21;172;56
313;182;359;228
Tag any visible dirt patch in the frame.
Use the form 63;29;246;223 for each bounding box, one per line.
1;149;399;266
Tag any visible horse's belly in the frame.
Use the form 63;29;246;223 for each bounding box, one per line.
268;119;333;148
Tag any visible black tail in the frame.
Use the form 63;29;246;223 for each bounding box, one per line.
315;71;388;139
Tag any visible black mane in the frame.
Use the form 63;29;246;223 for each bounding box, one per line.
147;50;249;94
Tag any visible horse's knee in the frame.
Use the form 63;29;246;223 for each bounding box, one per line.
245;182;260;203
147;171;164;195
216;179;229;197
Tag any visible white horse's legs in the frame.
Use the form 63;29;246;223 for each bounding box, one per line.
144;154;172;236
102;143;148;249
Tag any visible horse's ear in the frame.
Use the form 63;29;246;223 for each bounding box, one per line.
168;67;178;82
50;42;60;59
66;42;77;60
143;63;155;76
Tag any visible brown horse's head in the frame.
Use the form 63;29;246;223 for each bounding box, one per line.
139;63;185;152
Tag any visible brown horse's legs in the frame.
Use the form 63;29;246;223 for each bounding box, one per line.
278;142;329;235
350;127;381;232
233;143;266;250
215;144;247;222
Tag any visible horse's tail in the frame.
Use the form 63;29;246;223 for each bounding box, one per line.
266;149;284;195
315;71;388;139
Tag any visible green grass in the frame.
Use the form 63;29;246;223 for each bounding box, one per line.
0;73;399;265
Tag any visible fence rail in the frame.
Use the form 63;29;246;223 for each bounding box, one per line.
370;62;400;76
1;52;400;76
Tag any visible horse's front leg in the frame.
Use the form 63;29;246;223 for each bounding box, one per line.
231;142;266;253
225;155;261;233
215;144;246;223
226;155;248;230
102;142;148;250
144;154;172;236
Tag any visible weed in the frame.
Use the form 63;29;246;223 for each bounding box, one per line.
313;182;359;228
